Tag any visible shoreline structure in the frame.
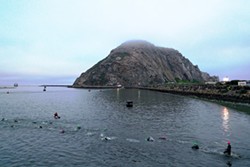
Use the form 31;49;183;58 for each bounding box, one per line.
139;86;250;104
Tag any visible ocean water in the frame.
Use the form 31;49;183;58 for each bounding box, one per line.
0;86;250;167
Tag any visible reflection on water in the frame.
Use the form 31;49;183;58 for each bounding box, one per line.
222;107;230;132
116;88;120;100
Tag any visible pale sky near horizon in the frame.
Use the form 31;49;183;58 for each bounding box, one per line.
0;0;250;85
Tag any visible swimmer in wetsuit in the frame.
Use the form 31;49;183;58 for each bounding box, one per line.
192;144;199;150
192;142;199;150
54;112;60;119
224;141;231;156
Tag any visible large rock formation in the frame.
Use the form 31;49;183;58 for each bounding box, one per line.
73;40;218;87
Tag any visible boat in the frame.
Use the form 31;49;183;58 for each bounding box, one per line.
126;101;133;107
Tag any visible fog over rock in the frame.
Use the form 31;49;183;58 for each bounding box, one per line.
73;40;218;87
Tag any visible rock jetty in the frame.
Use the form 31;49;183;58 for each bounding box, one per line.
142;84;250;104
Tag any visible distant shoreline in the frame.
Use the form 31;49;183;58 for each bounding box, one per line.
0;86;15;89
41;85;120;89
40;85;71;87
70;85;121;89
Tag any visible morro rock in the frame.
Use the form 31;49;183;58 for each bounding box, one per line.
73;40;218;87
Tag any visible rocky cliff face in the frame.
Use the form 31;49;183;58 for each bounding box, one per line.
73;40;218;87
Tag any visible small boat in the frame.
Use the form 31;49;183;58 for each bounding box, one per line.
126;101;133;107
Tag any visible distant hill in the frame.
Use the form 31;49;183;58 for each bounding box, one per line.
73;40;218;87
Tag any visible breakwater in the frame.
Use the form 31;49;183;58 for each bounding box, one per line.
138;84;250;104
71;85;120;89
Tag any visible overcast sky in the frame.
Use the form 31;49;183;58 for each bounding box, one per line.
1;0;250;85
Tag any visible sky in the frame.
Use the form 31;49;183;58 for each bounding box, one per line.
0;0;250;85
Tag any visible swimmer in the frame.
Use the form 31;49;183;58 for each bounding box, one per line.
192;144;199;150
103;137;111;141
224;141;231;156
191;141;199;150
147;136;154;142
54;112;60;119
101;136;111;141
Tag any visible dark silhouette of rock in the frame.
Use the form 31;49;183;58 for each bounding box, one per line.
73;40;218;87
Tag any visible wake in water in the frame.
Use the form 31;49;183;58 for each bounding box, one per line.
200;147;242;159
99;133;117;141
158;135;245;161
126;138;140;143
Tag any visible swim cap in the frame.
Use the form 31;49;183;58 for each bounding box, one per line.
228;141;230;144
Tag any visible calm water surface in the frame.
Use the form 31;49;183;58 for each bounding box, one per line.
0;86;250;167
